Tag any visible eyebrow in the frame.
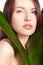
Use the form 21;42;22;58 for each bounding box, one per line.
31;8;37;10
15;7;25;9
16;7;37;10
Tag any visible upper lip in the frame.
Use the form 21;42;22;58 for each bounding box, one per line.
23;24;33;27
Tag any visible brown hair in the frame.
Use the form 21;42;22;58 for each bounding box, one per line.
3;0;15;22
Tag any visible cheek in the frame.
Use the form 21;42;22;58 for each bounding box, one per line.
13;12;25;20
32;16;37;26
11;13;25;26
32;17;37;30
33;20;37;31
11;15;22;30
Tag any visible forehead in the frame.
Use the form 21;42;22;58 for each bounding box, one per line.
14;0;35;9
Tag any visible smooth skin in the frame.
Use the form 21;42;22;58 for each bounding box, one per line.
0;39;19;65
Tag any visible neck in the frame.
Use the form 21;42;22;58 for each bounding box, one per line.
17;34;29;49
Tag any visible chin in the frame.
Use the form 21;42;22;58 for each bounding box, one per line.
23;31;35;36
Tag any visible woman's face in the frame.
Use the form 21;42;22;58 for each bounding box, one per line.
11;0;37;36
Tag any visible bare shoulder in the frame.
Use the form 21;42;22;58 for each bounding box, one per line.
0;39;15;56
0;39;19;65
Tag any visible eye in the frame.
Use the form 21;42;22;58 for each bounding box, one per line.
16;10;23;13
31;10;37;15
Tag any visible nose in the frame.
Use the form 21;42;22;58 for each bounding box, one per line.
24;13;31;22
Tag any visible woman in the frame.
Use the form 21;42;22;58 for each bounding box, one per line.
0;0;42;65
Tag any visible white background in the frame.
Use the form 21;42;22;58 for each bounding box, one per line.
0;0;43;11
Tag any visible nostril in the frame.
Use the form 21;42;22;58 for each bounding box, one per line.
24;17;31;21
24;17;28;21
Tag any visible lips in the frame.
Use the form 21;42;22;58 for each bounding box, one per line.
23;24;33;30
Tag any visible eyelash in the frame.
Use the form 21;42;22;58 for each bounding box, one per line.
32;11;37;15
16;10;23;13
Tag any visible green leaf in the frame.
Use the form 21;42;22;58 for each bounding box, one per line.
0;11;30;65
29;30;42;65
29;10;42;65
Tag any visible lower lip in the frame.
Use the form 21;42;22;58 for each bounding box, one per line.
23;24;33;30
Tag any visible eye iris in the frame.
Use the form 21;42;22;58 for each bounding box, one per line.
17;11;22;13
35;11;37;14
32;11;37;14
